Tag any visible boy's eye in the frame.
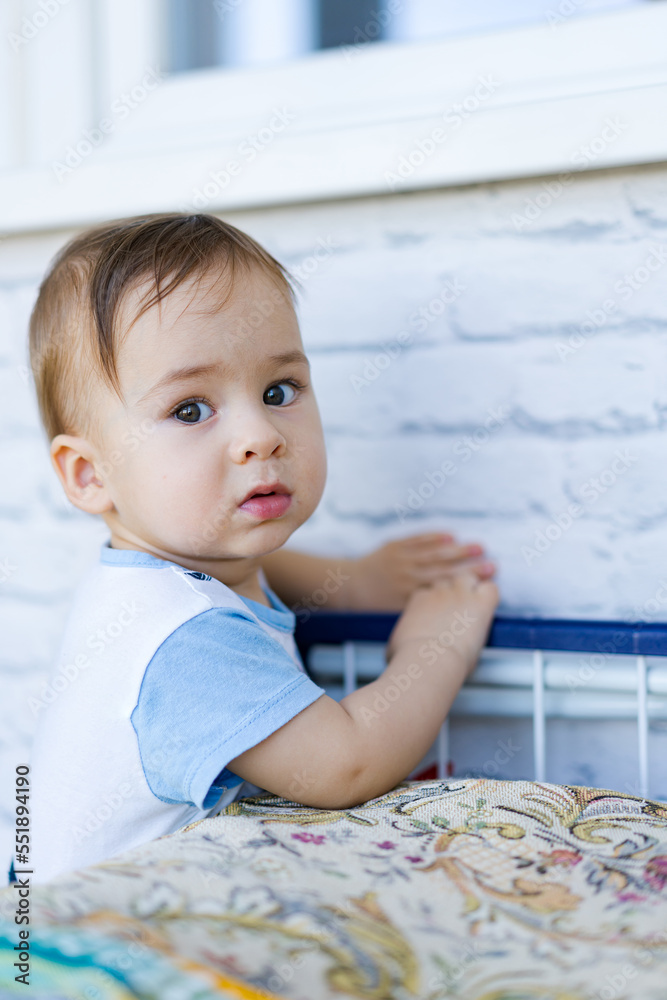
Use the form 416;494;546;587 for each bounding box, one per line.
264;382;298;406
172;400;214;424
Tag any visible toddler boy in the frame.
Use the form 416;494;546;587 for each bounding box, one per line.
25;213;498;884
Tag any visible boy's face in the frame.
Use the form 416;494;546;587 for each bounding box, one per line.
87;265;327;569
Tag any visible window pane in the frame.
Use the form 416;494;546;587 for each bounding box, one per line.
164;0;660;74
167;0;220;73
317;0;389;49
383;0;655;43
165;0;315;72
215;0;315;69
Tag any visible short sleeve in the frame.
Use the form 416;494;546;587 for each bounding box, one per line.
130;608;326;809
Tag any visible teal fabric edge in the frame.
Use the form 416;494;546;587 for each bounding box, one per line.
0;921;223;998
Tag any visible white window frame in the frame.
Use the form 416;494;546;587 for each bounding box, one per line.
1;2;666;234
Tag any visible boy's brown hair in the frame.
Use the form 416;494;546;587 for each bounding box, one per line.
29;212;299;441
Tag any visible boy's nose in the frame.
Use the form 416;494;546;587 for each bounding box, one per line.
228;413;287;463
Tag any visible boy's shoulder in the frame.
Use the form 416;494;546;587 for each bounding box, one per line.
82;542;266;615
61;542;296;664
38;541;301;711
66;543;249;635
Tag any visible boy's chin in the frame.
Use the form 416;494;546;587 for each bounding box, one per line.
182;535;293;563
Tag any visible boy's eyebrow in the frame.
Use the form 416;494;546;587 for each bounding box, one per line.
135;351;310;406
268;350;311;369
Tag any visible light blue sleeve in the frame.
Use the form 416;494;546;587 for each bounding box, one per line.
130;608;326;810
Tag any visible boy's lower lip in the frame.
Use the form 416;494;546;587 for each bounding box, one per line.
238;493;292;519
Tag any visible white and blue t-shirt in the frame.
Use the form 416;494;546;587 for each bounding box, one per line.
27;542;326;885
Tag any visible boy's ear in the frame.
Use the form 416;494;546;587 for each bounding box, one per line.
50;435;114;515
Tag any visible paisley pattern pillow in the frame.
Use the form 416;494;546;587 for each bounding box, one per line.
1;778;667;999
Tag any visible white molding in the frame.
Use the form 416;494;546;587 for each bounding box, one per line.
19;0;95;167
0;0;23;170
94;0;164;118
1;4;667;235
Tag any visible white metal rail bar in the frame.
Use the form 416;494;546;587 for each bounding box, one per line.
637;654;649;798
342;641;356;697
533;649;546;783
437;721;449;780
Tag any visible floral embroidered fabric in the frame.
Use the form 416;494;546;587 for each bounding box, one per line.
1;778;666;999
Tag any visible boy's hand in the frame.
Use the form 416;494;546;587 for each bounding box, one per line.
384;571;499;668
348;532;496;611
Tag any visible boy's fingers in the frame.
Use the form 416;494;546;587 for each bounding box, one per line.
430;569;479;590
412;558;495;582
474;564;496;579
411;543;482;565
404;532;455;546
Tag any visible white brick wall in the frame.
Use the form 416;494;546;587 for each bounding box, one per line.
3;162;667;866
239;164;667;624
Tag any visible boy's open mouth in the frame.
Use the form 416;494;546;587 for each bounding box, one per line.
239;481;291;506
238;482;292;518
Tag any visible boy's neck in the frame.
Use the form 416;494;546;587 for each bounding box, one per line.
229;577;271;608
107;531;271;607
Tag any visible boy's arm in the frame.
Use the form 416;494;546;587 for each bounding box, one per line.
227;637;468;809
261;535;495;613
228;574;498;808
260;548;357;611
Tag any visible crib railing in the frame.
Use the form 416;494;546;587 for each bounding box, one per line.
295;614;667;800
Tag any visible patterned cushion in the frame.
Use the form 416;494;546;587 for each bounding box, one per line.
1;778;667;999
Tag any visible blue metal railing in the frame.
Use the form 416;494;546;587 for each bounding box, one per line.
295;613;667;658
